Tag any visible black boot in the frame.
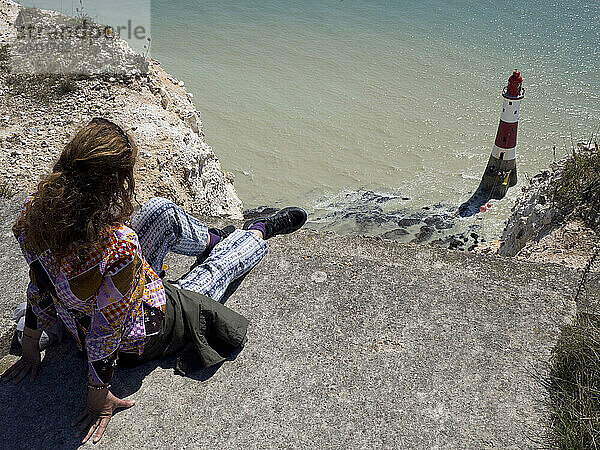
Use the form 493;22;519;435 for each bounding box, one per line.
209;225;237;241
243;207;307;239
195;225;236;265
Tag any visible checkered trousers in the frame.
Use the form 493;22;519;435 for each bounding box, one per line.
131;198;267;303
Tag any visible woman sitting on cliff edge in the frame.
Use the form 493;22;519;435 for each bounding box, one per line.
1;117;307;443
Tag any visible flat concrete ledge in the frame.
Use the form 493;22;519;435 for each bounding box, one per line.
0;211;584;448
0;194;29;357
0;318;15;359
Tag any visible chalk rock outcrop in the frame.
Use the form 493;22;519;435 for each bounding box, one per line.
498;152;599;271
497;164;564;257
0;0;243;218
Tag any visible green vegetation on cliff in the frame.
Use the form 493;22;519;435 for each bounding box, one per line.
548;141;600;448
550;314;600;448
0;44;8;64
554;142;600;229
5;73;78;103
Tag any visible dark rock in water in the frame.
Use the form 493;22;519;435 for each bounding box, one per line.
345;211;389;227
371;194;395;204
312;189;407;233
380;229;409;240
398;218;422;227
424;214;454;230
449;238;465;250
411;225;434;244
423;216;440;226
243;206;279;220
429;223;487;251
353;190;400;205
431;235;465;251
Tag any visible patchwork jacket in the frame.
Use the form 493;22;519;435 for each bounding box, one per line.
14;199;166;385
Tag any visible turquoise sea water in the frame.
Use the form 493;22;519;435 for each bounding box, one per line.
18;1;600;236
149;0;599;234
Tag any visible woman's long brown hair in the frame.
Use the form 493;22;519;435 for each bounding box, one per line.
13;118;138;267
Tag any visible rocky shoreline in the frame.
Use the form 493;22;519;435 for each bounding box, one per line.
306;144;599;265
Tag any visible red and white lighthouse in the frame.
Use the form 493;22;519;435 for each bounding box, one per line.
459;71;524;216
480;70;524;197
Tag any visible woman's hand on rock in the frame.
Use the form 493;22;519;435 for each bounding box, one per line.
0;333;41;385
73;388;135;444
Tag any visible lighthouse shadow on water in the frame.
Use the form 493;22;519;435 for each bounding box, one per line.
458;71;524;218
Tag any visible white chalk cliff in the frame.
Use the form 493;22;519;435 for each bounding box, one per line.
0;0;243;218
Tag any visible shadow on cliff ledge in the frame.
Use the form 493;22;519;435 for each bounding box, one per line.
0;335;242;448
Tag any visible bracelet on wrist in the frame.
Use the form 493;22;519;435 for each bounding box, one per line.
87;383;110;390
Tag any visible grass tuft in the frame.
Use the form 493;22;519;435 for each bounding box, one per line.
57;77;78;95
0;44;8;62
0;179;15;199
6;73;78;103
0;44;9;71
549;313;600;448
